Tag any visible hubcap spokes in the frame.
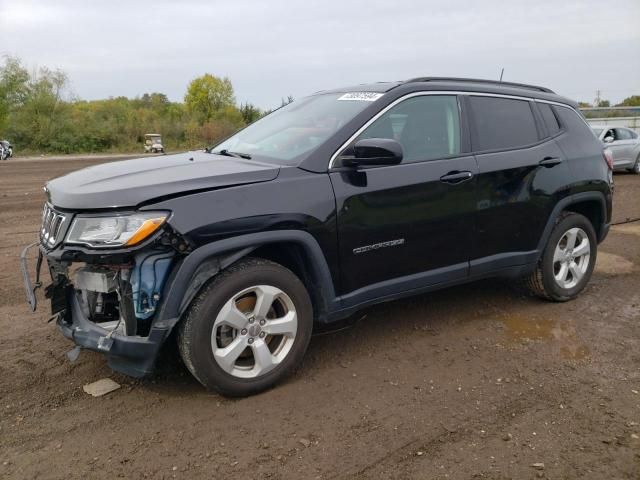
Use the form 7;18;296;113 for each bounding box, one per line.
553;227;590;289
211;285;297;379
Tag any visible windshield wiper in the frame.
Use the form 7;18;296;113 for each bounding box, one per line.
214;149;252;159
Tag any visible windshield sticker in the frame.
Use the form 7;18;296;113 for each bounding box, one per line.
338;92;384;102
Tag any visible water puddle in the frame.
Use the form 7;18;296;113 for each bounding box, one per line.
595;252;635;275
500;313;589;360
612;223;640;237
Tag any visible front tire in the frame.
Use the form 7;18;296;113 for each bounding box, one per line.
524;212;597;302
177;258;313;397
629;156;640;174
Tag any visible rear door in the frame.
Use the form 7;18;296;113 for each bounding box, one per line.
466;96;571;275
330;94;477;301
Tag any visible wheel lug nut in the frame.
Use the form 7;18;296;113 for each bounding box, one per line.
259;319;265;326
259;332;266;338
248;317;255;324
241;328;247;335
248;338;254;344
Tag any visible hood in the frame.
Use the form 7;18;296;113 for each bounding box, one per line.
46;151;280;210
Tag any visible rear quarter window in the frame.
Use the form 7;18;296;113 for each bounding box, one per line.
554;106;603;158
537;103;562;136
469;96;539;151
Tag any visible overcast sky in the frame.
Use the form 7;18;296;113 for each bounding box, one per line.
0;0;638;109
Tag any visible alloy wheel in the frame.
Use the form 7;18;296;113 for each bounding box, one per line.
211;285;298;379
552;227;591;289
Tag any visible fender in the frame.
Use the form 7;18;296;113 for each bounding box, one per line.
152;230;338;328
535;191;609;257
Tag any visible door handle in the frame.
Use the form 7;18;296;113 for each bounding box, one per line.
539;156;563;168
440;170;473;184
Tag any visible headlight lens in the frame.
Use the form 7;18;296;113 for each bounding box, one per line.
66;212;167;248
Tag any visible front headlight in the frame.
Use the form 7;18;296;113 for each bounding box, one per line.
66;212;168;248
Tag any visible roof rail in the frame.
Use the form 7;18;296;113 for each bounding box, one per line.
405;77;555;94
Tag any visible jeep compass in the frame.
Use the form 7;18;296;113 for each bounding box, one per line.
22;77;613;396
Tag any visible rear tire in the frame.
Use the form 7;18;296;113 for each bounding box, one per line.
177;258;313;397
524;212;597;302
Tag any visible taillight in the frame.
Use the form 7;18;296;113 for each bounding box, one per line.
603;148;614;170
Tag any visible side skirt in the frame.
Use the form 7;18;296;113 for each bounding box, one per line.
326;261;536;323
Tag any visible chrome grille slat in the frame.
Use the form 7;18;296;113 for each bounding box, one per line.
39;203;67;247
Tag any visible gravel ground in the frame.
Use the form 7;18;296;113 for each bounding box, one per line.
1;156;639;479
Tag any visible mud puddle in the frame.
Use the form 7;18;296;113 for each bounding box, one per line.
595;251;635;275
612;223;640;237
500;313;589;360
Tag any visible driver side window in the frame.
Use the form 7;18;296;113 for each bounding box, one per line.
355;95;461;163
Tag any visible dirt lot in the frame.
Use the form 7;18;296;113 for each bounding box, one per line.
1;156;640;479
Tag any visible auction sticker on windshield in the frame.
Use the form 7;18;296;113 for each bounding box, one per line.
337;92;384;101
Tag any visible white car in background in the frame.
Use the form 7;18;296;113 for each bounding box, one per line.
591;126;640;174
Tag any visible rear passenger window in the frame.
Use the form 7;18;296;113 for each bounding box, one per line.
538;103;561;136
469;96;539;151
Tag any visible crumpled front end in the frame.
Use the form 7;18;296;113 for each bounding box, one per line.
21;202;189;377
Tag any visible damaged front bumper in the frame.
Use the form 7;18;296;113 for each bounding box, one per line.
20;241;180;378
58;289;174;377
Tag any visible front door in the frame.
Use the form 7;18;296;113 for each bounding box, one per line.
329;94;477;303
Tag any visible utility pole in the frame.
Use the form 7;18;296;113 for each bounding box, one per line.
594;89;601;107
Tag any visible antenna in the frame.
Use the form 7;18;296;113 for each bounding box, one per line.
499;68;504;82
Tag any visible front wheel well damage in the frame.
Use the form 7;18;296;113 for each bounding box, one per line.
182;242;326;324
249;243;321;316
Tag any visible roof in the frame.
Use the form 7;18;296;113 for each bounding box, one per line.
405;77;554;93
314;77;576;107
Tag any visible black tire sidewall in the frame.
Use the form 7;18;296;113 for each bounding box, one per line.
540;214;597;301
185;261;313;396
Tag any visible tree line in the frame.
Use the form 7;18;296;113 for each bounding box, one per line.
0;56;284;154
578;96;640;118
2;55;639;154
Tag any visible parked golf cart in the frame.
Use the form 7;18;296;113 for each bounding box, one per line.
144;134;164;154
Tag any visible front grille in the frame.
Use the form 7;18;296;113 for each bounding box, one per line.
40;203;67;247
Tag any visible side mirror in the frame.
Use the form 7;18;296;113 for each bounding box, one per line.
603;136;614;144
344;138;403;167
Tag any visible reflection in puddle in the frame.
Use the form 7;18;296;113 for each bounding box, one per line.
500;313;590;360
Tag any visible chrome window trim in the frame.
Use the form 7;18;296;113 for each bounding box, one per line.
328;90;576;169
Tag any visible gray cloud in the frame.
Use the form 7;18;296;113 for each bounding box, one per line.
0;0;638;108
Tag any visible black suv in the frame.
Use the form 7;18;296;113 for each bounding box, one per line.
22;78;613;396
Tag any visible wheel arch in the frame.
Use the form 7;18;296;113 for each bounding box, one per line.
536;192;609;257
563;199;604;239
153;230;338;329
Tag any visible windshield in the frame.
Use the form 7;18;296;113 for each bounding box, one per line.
212;93;381;165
